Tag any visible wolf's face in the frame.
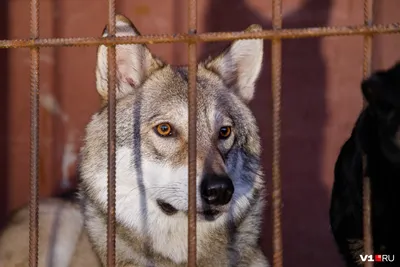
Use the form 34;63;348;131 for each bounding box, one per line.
80;14;264;230
362;62;400;161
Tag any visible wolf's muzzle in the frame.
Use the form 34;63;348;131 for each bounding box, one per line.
200;174;234;206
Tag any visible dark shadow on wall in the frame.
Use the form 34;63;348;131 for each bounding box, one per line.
202;1;342;266
0;0;9;228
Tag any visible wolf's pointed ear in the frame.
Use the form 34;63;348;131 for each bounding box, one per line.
96;14;164;102
204;24;264;104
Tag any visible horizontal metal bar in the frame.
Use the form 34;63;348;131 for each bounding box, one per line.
0;24;399;49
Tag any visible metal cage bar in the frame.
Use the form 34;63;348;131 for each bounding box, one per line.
19;1;400;267
362;1;374;267
187;0;198;266
271;0;284;266
29;0;40;266
106;0;117;266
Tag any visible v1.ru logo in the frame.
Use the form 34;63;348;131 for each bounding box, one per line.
360;254;395;262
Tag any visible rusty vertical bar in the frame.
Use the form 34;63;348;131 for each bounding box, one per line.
363;0;373;78
187;0;198;266
271;0;284;266
29;0;40;266
362;1;374;267
107;0;117;266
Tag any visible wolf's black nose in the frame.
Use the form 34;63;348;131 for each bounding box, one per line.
200;175;234;206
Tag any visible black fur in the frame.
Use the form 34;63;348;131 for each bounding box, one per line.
329;62;400;267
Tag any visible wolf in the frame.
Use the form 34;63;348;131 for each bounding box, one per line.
329;62;400;267
0;14;269;267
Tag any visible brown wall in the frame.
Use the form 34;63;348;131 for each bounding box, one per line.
1;1;400;266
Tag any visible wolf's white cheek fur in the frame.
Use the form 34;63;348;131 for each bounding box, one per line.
141;160;197;211
98;147;192;217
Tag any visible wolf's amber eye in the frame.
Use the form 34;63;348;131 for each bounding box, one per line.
155;123;173;137
219;126;232;139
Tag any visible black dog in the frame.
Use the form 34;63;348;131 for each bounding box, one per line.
330;62;400;267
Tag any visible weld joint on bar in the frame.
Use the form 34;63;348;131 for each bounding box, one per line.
188;29;198;44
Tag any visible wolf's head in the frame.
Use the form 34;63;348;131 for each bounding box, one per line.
80;14;264;229
362;62;400;161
